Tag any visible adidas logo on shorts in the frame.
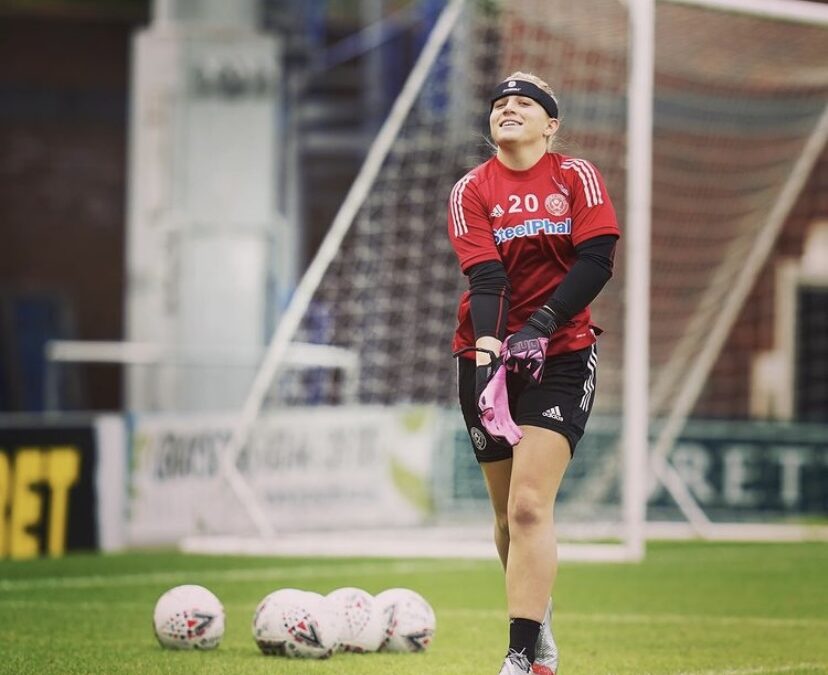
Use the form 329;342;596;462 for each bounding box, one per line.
542;406;564;421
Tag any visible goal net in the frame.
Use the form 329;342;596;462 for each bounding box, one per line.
187;0;828;558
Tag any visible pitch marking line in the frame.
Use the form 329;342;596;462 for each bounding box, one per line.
563;611;828;630
1;597;825;633
444;609;828;630
0;599;287;611
0;601;823;631
0;559;491;592
1;592;824;634
680;665;827;675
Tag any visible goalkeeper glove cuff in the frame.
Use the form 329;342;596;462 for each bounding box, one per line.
525;304;565;337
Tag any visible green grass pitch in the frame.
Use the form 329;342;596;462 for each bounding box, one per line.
1;541;827;674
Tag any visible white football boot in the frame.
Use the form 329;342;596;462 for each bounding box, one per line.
498;649;532;674
532;600;559;675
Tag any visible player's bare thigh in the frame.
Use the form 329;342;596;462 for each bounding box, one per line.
510;426;571;512
479;426;570;520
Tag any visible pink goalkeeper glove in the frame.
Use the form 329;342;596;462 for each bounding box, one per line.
455;346;523;447
502;304;563;383
501;333;549;383
477;362;523;446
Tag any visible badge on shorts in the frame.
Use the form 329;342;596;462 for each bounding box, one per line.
470;427;487;451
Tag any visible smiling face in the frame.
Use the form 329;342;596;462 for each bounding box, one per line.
490;94;559;150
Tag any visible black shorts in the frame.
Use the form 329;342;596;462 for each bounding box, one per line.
457;344;598;463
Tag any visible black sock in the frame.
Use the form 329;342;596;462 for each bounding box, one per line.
508;617;541;663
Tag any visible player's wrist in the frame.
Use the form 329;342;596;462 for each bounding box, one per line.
475;335;502;365
516;321;548;341
525;304;563;337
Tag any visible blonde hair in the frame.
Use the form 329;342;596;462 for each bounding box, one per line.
501;71;561;152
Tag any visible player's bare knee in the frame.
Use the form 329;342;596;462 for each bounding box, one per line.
508;495;546;531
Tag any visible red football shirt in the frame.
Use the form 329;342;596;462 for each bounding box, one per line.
448;151;620;358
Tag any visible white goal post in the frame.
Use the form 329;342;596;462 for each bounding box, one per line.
187;0;828;561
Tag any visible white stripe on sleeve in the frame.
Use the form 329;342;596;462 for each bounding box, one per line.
450;173;475;237
562;159;603;207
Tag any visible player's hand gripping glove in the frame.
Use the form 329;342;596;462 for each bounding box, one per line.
454;347;523;447
501;305;562;383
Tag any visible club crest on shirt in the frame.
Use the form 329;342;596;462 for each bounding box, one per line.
545;193;569;217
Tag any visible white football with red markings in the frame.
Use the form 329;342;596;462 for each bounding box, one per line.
153;584;225;650
326;586;385;653
252;588;340;658
375;587;436;653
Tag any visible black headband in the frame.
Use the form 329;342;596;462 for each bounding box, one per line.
490;79;559;119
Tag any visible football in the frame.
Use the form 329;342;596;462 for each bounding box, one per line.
374;587;436;653
153;584;225;650
326;586;385;653
252;588;340;658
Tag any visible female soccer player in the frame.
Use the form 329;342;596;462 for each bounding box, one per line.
448;72;620;675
